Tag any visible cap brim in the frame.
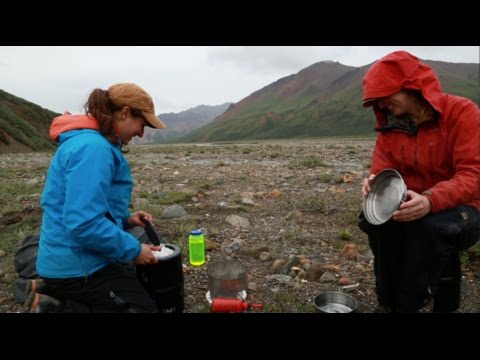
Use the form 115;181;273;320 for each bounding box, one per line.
143;112;166;129
362;98;377;108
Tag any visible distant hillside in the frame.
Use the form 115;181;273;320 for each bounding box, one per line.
1;58;478;153
0;90;58;153
178;60;480;142
132;103;232;145
0;89;230;152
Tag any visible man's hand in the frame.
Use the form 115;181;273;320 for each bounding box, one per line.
393;191;432;222
362;174;376;198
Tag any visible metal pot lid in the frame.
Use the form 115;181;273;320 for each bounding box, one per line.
363;169;407;225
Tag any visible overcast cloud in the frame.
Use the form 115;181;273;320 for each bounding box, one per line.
0;46;478;114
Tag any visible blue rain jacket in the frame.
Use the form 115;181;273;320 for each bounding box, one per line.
37;128;141;278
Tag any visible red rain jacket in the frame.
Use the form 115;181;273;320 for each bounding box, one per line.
363;51;480;213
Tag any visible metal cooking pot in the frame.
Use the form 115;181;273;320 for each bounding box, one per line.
314;292;357;313
207;260;247;299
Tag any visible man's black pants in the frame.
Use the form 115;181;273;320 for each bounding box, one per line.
358;205;479;311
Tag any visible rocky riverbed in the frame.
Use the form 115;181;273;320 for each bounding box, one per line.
1;139;479;313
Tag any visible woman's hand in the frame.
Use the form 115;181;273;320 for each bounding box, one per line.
134;244;162;265
393;191;432;222
128;211;153;227
362;174;376;198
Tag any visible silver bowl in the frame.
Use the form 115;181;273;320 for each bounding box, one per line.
314;292;357;313
363;169;407;225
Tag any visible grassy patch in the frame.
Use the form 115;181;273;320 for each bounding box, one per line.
280;231;304;244
341;207;361;225
298;195;331;214
288;155;330;169
316;173;335;183
199;180;212;190
165;219;203;246
263;290;316;313
155;192;194;205
462;242;480;269
339;229;352;240
0;183;39;215
0;213;42;254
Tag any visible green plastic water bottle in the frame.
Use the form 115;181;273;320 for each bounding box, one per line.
189;229;206;266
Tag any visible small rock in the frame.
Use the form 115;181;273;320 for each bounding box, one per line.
337;277;357;286
242;198;255;206
319;272;337;283
259;252;271;261
306;263;324;281
248;282;258;292
161;204;187;219
225;215;250;229
341;243;359;261
272;259;286;273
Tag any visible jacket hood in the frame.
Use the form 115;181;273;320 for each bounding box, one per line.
363;51;444;113
49;114;99;142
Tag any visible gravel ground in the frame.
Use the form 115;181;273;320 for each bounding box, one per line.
1;139;479;313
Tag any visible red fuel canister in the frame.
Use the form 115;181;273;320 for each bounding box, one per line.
211;298;263;313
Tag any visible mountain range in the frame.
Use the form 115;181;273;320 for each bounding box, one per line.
0;58;478;153
131;103;232;145
176;60;479;142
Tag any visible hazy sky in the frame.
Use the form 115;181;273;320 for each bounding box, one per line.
1;46;478;114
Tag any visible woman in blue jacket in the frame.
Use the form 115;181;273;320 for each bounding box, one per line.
32;83;166;312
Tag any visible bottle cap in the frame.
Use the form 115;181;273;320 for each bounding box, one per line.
190;229;203;236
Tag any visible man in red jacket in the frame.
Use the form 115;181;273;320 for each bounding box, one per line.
359;50;480;312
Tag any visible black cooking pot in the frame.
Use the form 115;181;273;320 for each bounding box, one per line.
136;243;184;313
